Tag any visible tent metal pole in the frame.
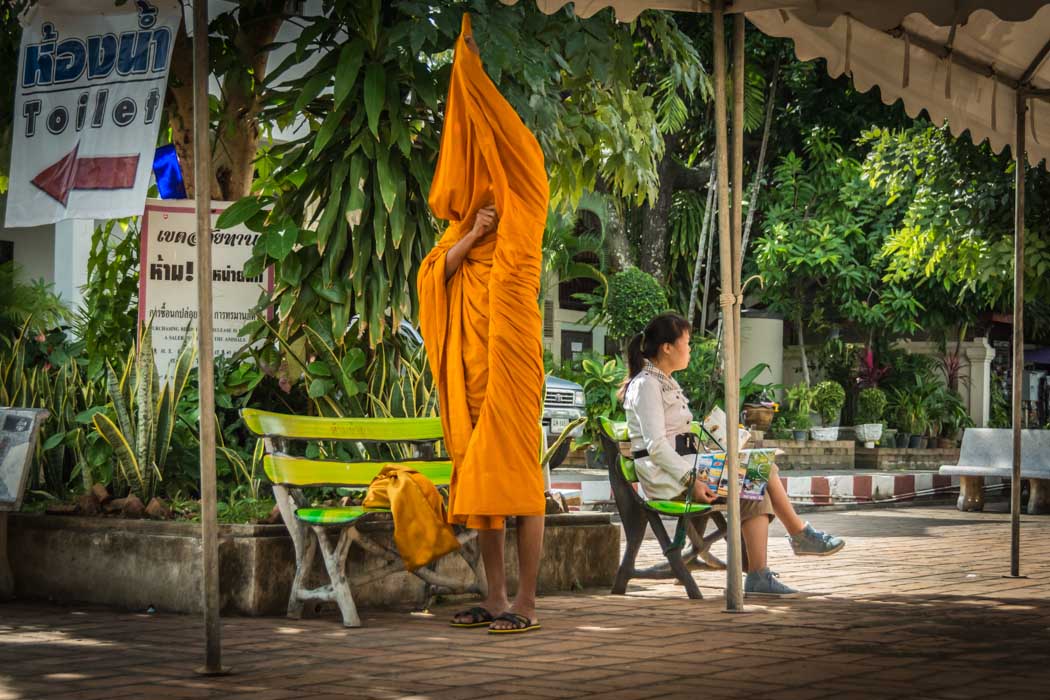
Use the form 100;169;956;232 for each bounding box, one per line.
713;0;744;612
192;0;226;675
732;15;745;368
1010;91;1026;579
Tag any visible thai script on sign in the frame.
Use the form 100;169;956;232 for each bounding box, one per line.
155;230;261;248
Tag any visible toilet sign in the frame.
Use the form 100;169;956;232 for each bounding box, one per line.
4;0;181;227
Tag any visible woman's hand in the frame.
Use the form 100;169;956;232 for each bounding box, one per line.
691;480;717;504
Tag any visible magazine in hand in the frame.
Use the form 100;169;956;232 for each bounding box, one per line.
695;449;775;501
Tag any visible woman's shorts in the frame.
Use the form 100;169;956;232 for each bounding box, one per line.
674;465;777;523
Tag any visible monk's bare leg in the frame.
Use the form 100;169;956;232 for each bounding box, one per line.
491;515;544;630
453;528;509;624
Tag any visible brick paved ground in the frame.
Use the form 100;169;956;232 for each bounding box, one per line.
4;503;1050;699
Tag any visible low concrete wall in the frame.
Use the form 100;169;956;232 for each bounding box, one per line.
758;440;855;470
9;513;619;615
856;447;961;471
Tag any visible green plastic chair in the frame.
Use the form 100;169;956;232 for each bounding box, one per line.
598;417;728;599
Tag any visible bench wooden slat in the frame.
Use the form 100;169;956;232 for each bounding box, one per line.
243;408;444;442
264;454;454;487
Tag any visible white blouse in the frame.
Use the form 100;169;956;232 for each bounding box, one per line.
622;361;697;500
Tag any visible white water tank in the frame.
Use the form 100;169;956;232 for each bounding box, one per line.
739;311;784;399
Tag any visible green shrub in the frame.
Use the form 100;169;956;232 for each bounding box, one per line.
676;336;721;417
856;387;887;424
789;410;811;431
814;380;846;425
605;267;668;340
785;383;817;416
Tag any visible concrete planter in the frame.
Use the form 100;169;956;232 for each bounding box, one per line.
811;426;840;441
855;423;884;448
8;512;619;615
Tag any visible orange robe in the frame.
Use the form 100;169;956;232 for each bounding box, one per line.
417;13;549;531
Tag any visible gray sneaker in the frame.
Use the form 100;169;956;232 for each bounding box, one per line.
789;523;845;556
744;568;798;597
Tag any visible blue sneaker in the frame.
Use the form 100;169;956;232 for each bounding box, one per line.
744;568;798;597
789;523;845;556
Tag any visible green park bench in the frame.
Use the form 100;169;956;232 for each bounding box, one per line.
598;418;728;599
242;408;484;627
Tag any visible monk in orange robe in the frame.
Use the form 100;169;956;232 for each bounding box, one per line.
417;13;548;634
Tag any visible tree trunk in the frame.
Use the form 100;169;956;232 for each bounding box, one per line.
687;161;717;324
164;6;284;201
700;199;717;332
211;2;285;200
638;148;678;281
166;24;204;197
738;54;779;280
797;311;811;387
603;199;633;272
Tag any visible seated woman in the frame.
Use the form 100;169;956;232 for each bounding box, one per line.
620;313;844;596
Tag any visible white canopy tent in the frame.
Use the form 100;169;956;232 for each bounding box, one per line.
512;0;1050;605
183;0;1050;666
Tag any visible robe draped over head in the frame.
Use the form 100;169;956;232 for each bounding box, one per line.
417;13;549;531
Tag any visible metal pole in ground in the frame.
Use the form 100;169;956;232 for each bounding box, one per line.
192;0;226;675
1010;91;1026;578
712;0;743;612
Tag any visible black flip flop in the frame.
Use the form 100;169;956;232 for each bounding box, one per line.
488;612;541;634
449;606;495;628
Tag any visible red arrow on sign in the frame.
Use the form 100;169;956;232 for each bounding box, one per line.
31;144;140;206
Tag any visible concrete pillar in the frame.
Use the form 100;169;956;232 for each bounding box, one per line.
52;219;94;313
964;338;995;428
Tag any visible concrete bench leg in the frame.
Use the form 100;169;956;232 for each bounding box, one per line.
958;476;985;512
1028;479;1050;515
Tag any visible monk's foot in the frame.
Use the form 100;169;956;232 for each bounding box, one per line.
451;596;508;626
489;600;538;632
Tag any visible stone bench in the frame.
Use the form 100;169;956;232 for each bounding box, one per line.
938;428;1050;514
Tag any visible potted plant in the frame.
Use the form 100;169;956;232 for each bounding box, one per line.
768;412;792;440
854;387;887;448
789;410;811;441
811;380;845;441
937;390;974;447
740;363;780;431
905;408;928;449
888;389;916;448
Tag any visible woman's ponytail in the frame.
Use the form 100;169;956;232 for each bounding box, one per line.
618;332;647;401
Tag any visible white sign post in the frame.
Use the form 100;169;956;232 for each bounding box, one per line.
5;0;181;227
139;199;273;377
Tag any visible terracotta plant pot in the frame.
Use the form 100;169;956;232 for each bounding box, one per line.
742;405;775;431
936;437;956;449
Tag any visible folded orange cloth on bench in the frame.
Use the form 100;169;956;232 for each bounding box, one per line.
417;13;549;531
363;465;460;571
